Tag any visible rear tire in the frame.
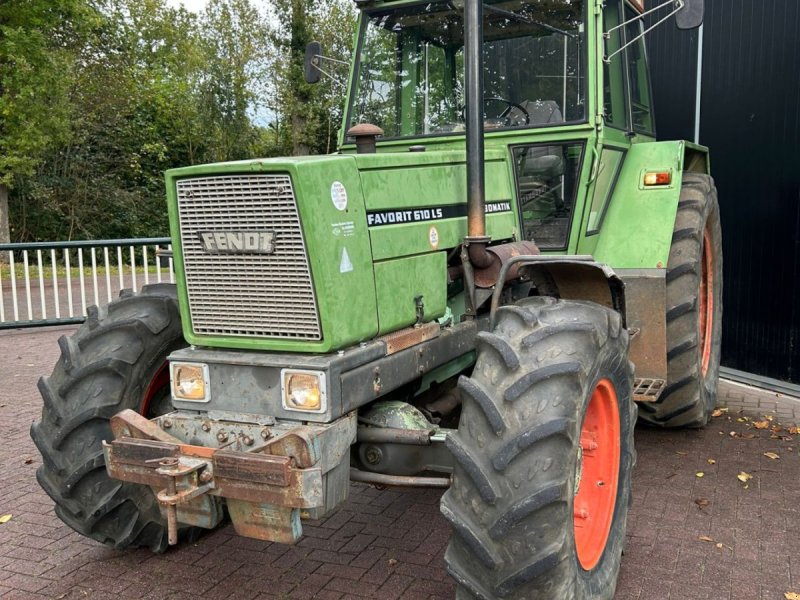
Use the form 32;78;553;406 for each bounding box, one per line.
441;298;635;599
30;284;188;551
639;172;723;428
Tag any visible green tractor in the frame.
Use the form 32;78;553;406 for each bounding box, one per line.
32;0;719;597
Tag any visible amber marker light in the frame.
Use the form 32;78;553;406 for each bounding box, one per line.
643;171;672;186
171;362;210;402
281;369;327;413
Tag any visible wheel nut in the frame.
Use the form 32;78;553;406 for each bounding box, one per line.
364;446;383;465
260;428;270;440
162;418;173;429
199;470;212;483
216;431;228;443
201;422;210;432
242;435;254;446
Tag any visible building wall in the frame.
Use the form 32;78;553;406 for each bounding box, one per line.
648;0;800;384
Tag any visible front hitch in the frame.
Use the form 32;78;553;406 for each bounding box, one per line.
102;409;355;544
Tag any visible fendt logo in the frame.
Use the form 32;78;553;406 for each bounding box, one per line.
197;231;276;254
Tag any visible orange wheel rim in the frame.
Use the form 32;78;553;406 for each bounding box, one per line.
573;379;620;571
140;362;170;417
699;227;714;377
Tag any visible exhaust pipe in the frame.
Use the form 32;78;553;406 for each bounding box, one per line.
463;0;492;268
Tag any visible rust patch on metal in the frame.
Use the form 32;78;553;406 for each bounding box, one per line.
227;499;302;544
110;409;182;444
633;377;666;402
213;451;292;487
262;428;318;468
108;438;178;466
378;321;440;355
473;241;540;288
179;444;216;459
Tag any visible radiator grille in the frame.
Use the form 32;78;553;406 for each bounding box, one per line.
176;174;321;340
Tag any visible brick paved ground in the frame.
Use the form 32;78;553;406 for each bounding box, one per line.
2;325;800;600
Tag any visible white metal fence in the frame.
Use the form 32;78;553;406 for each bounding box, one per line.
0;238;173;329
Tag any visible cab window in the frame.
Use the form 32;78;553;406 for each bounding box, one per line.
624;5;655;134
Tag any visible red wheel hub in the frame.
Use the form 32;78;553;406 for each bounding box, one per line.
140;362;170;417
699;227;714;377
573;378;620;571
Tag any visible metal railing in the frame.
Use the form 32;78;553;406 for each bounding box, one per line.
0;238;173;329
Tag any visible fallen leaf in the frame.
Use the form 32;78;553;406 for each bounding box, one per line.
737;472;752;483
754;420;770;429
24;458;32;465
784;593;800;600
764;452;780;460
715;542;732;550
695;497;710;509
765;414;774;421
707;458;716;465
712;408;728;417
0;514;11;524
737;417;748;423
788;426;799;435
696;472;705;478
388;558;398;566
675;451;688;456
698;535;714;542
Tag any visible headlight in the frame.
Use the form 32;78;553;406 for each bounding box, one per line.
281;369;326;413
171;362;210;402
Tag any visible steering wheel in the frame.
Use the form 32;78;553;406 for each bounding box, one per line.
457;97;531;127
484;96;530;126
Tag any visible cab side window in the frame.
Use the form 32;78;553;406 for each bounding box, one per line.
624;5;655;134
602;0;628;129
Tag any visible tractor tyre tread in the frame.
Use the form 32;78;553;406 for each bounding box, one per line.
442;297;635;600
31;284;186;552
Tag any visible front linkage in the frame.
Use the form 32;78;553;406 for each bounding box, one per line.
104;409;355;544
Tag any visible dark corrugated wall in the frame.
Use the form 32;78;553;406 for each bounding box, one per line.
648;1;800;383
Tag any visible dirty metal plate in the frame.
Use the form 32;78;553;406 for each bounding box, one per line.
227;499;302;544
109;437;179;466
378;321;440;355
633;377;666;402
213;450;292;487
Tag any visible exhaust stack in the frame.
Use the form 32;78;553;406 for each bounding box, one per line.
463;0;492;268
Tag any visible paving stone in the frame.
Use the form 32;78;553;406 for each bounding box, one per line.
3;327;800;599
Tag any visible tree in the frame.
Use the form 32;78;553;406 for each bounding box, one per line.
199;0;272;162
271;0;356;155
0;0;94;244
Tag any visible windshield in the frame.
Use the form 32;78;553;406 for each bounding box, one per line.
348;0;586;139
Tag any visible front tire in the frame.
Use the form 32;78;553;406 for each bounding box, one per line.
30;284;187;551
441;298;635;599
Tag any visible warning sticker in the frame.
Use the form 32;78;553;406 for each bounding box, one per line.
339;247;353;273
331;181;348;211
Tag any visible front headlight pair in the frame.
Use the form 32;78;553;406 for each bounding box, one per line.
170;363;326;413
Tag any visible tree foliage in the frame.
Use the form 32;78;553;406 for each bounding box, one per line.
1;0;356;242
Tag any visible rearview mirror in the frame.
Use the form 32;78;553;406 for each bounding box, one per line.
304;41;322;84
676;0;704;30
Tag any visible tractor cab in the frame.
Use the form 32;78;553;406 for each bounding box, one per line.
348;0;585;137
